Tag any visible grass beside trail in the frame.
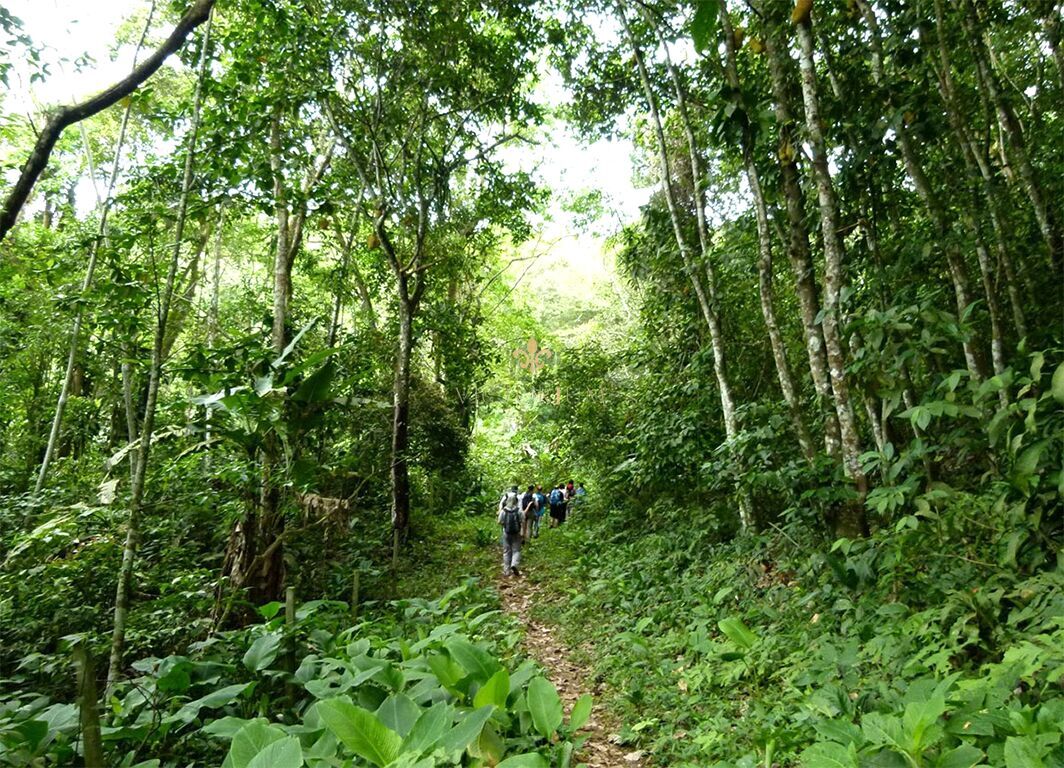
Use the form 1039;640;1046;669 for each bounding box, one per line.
390;506;501;599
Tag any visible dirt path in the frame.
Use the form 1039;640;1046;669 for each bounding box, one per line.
497;575;644;768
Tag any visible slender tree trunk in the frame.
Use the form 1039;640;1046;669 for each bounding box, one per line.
960;0;1061;268
762;24;841;460
1041;3;1064;88
391;294;414;548
793;12;868;536
106;14;212;695
205;207;223;461
618;0;752;530
855;0;988;383
330;212;376;341
718;0;814;463
121;344;139;483
33;10;154;495
929;1;1030;340
0;0;215;245
270;110;291;355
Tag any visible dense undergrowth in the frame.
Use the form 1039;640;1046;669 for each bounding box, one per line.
529;491;1063;767
1;509;589;768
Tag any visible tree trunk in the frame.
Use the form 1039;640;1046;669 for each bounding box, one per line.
762;22;841;460
618;0;752;530
794;12;868;536
960;0;1061;268
107;13;212;695
1041;3;1064;88
929;0;1030;340
391;294;414;540
33;20;149;495
0;0;216;244
718;0;814;463
855;0;989;384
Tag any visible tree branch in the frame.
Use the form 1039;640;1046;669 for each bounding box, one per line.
0;0;217;245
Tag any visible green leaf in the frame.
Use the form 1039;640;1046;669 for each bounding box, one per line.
473;668;510;710
1012;440;1047;494
717;617;757;650
799;741;859;768
902;695;945;751
201;716;253;740
690;0;720;53
497;754;550;768
171;682;254;725
437;705;494;756
376;694;421;738
247;736;303;768
568;694;593;732
243;634;283;671
226;721;285;768
318;697;402;767
445;638;500;683
1004;735;1047;768
292;360;336;402
861;712;905;749
427;653;465;691
401;702;452;756
526;677;563;739
1051;361;1064;405
936;744;984;768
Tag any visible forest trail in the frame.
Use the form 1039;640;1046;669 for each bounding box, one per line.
497;574;644;768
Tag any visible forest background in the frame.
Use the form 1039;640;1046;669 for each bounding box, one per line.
0;0;1061;766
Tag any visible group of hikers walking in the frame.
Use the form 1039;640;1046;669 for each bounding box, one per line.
496;480;585;577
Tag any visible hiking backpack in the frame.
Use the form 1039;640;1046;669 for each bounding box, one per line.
501;491;521;535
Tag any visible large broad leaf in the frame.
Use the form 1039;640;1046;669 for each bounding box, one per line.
497;754;550;768
243;634;283;672
376;694;422;738
1012;440;1047;494
437;706;494;757
246;736;303;768
690;0;720;53
318;697;402;767
292;360;337;403
568;694;593;732
902;695;945;752
427;653;465;692
225;720;285;768
1003;735;1047;768
799;741;859;768
170;682;254;726
401;702;453;756
445;638;500;683
717;617;757;650
1051;361;1064;404
473;668;510;710
526;677;563;739
937;744;985;768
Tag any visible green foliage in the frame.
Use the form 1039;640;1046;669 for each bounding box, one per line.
0;581;586;767
527;483;1062;767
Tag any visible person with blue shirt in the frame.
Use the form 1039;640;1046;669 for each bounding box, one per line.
532;484;547;537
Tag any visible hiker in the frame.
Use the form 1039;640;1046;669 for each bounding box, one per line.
573;482;587;514
532;484;547;537
549;483;566;527
521;484;537;541
498;484;523;576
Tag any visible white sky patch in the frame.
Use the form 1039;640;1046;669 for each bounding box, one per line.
3;0;645;305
